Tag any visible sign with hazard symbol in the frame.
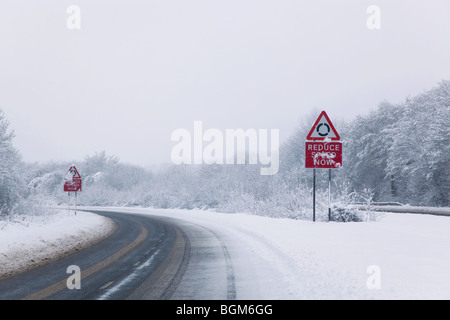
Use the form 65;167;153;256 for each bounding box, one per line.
306;111;340;141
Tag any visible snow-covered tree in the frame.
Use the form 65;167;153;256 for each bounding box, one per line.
83;151;119;176
0;108;22;215
341;101;402;200
341;80;449;206
385;80;450;205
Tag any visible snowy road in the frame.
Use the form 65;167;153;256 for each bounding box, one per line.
2;206;450;299
0;210;235;300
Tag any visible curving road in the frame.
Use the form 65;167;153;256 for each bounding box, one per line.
0;210;235;300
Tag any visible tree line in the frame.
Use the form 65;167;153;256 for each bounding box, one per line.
1;80;448;220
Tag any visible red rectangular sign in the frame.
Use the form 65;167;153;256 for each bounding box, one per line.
64;178;82;192
305;141;342;169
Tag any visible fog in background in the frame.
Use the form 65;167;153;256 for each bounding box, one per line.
1;0;449;167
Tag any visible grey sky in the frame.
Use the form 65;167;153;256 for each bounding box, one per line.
1;0;449;167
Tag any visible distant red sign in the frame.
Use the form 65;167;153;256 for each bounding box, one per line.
64;165;82;192
64;178;82;192
305;141;342;169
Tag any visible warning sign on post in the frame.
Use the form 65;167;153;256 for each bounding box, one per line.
304;110;342;222
64;165;82;192
305;141;342;169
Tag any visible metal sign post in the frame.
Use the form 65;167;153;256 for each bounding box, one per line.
328;169;331;221
67;192;71;214
313;169;316;222
75;191;77;215
67;192;78;215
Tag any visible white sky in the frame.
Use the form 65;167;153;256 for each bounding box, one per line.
0;0;449;167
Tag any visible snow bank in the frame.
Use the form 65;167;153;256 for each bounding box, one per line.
0;210;116;280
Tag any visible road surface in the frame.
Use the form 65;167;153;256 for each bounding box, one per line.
0;209;235;300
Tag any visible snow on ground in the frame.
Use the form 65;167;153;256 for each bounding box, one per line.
1;206;450;299
0;210;116;280
129;208;450;300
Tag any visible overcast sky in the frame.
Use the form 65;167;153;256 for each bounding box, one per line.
0;0;449;168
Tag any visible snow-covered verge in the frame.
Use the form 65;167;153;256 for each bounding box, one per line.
2;206;450;299
0;210;116;280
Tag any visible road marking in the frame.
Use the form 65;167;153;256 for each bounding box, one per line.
125;224;190;300
22;223;148;300
97;248;161;300
100;281;114;290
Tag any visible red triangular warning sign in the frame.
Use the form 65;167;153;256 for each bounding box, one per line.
306;111;340;141
67;166;81;179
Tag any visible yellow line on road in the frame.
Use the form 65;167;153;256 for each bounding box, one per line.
22;223;148;300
